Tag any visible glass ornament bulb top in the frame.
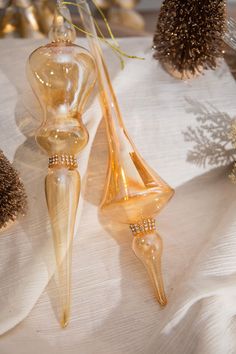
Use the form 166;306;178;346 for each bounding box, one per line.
27;9;96;157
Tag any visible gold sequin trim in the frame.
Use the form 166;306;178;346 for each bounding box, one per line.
48;154;78;169
130;218;156;237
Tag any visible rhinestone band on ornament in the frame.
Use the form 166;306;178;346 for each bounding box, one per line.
129;218;156;237
48;154;78;169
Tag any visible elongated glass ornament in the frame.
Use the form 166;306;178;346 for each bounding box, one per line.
27;3;96;327
77;0;174;306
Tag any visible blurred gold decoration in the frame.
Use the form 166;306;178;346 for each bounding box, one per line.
96;0;145;31
0;0;56;38
34;0;56;34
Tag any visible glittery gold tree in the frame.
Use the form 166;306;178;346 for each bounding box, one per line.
0;150;27;230
153;0;227;79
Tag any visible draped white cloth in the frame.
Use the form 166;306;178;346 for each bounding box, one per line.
0;37;236;354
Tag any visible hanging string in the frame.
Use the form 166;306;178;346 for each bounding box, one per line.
61;1;145;69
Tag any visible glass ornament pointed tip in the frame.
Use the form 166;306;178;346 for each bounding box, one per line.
132;232;167;307
60;309;70;328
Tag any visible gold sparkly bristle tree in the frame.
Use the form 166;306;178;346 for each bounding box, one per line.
0;150;27;230
153;0;227;79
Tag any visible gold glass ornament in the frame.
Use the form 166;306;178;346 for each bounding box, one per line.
78;0;174;306
27;3;96;327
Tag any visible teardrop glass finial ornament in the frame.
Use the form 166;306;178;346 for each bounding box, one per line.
77;0;174;306
27;2;96;327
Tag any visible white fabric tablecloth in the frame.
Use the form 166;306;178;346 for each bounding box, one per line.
0;37;236;354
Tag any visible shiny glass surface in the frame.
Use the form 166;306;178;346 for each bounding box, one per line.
77;0;174;306
27;4;96;327
27;43;95;156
